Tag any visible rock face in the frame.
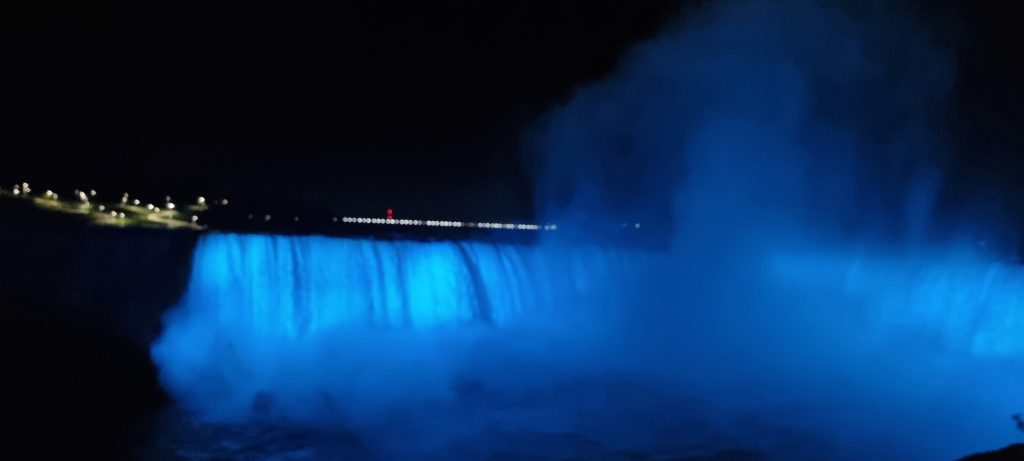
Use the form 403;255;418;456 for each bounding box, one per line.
0;201;198;458
960;444;1024;460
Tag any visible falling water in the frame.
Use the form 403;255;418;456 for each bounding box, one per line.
164;232;629;335
150;0;1024;457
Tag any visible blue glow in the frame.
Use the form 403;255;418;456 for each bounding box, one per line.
152;1;1024;458
166;233;627;335
770;247;1024;358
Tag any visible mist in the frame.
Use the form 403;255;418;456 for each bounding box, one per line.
152;1;1022;459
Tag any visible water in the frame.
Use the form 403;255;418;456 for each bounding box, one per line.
167;233;627;333
149;1;1024;457
150;232;1023;460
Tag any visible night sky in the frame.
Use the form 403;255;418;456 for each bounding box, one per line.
1;1;1022;221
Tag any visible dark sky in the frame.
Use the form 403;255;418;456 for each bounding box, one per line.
1;1;1022;220
0;1;685;220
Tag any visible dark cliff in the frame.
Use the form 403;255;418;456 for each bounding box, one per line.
0;199;198;459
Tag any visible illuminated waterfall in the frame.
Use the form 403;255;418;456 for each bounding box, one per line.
151;232;1021;461
173;232;628;336
769;248;1024;358
150;231;655;424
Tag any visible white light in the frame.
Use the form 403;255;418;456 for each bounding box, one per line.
89;190;96;196
166;202;176;210
12;189;19;195
221;199;229;205
45;190;53;197
293;217;299;222
133;199;141;205
264;214;272;221
197;196;206;205
98;205;106;211
165;196;172;202
635;223;640;229
153;207;161;213
110;211;117;217
332;217;338;223
118;212;125;218
192;215;199;223
550;224;557;230
247;214;253;219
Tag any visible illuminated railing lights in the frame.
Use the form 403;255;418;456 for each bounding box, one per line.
334;216;553;231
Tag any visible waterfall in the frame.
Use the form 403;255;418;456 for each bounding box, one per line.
151;232;1021;459
176;233;628;336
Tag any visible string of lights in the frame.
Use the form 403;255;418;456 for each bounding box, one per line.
3;181;567;232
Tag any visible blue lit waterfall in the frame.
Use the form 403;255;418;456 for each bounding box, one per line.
151;231;1022;459
173;233;632;336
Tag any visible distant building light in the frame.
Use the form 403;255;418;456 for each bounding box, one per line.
133;199;141;206
118;212;125;218
153;207;160;213
12;189;19;195
146;204;154;210
220;199;229;205
165;196;172;202
98;205;106;211
166;202;176;210
89;190;97;196
110;211;117;217
191;215;199;223
247;214;253;220
332;217;338;223
197;196;206;205
635;223;640;229
264;214;272;221
293;217;299;222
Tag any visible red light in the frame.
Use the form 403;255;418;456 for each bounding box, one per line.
386;208;393;220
